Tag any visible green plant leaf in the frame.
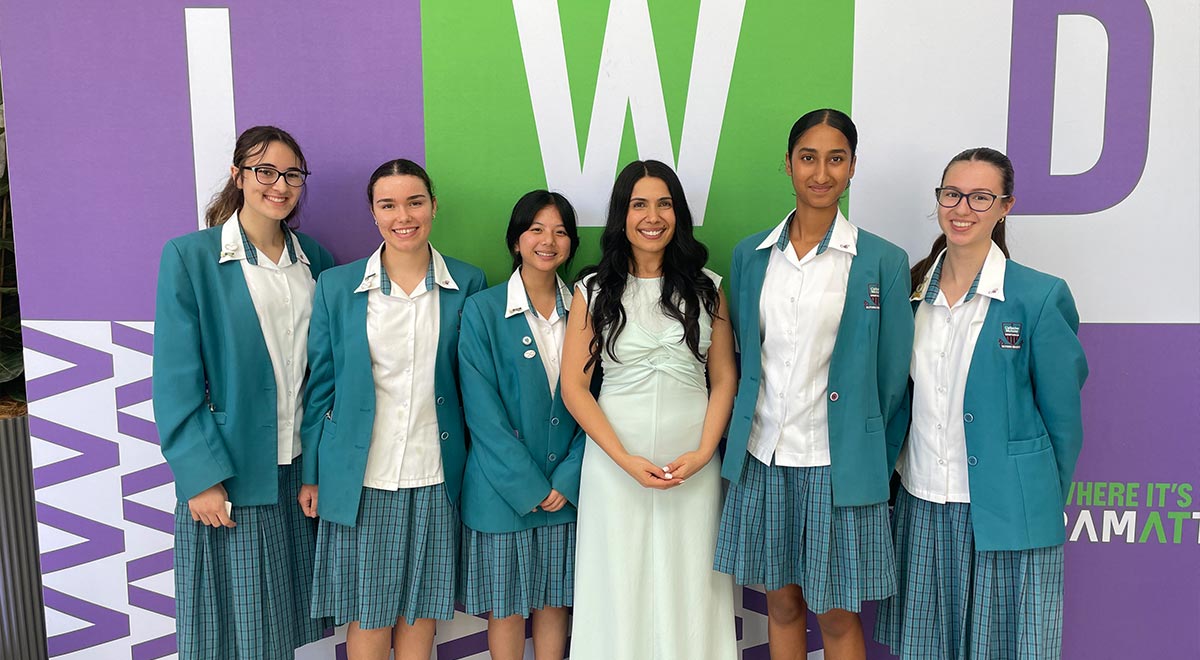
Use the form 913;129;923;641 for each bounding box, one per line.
0;349;23;383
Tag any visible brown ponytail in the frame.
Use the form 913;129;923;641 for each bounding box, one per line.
911;147;1014;293
204;126;308;228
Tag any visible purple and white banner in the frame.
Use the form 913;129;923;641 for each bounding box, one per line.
0;1;1196;658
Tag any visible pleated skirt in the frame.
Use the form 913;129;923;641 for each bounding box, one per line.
873;487;1064;659
459;522;576;618
173;462;327;660
713;457;895;613
310;483;457;629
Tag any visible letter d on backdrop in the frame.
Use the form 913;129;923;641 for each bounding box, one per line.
1007;0;1154;216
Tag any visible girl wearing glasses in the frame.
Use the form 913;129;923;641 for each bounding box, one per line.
457;191;584;660
301;159;486;660
153;125;334;659
874;147;1087;659
714;109;913;659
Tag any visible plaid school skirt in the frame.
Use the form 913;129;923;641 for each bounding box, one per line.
459;522;576;618
173;462;327;660
873;487;1064;659
310;483;458;629
713;457;896;613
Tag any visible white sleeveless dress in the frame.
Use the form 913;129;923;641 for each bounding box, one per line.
569;273;736;660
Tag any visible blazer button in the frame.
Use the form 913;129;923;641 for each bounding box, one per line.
548;453;557;462
440;431;450;440
829;391;839;402
963;412;974;423
436;396;445;405
550;417;560;426
967;455;978;466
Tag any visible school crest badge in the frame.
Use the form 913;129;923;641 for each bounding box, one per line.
999;322;1023;349
864;283;881;310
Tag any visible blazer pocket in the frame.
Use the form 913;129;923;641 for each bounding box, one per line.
1007;433;1050;455
865;415;884;434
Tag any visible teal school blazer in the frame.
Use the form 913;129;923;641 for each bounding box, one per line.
300;254;487;527
721;227;914;507
940;261;1087;551
457;283;586;534
153;226;335;504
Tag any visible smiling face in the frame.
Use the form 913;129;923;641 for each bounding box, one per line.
937;159;1015;251
785;123;855;212
625;176;676;260
232;140;302;225
371;174;436;254
515;204;571;274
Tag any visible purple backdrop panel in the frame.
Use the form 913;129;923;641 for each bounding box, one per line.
1064;324;1200;658
0;1;424;321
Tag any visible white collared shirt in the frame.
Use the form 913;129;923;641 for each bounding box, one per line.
357;244;459;490
900;242;1007;503
746;210;858;468
218;213;315;465
505;269;571;393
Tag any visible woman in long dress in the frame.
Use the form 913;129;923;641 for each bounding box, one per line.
561;159;738;660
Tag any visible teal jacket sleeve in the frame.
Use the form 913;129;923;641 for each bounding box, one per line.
459;297;553;515
1030;279;1088;504
880;252;915;471
300;275;335;485
549;425;586;507
152;241;235;500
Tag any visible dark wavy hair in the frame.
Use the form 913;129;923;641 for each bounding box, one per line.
205;125;308;227
911;147;1014;292
505;190;580;272
583;160;718;372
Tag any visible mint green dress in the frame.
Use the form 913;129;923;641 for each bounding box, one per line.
569;272;736;660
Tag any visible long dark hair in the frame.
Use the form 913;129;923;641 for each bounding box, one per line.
205;125;308;228
583;160;718;372
910;147;1014;292
506;190;580;272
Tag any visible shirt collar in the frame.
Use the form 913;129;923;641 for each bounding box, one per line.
912;241;1007;304
756;209;858;256
504;268;571;319
354;243;459;295
218;211;308;266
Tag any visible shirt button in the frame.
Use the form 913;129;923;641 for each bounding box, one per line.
967;456;978;466
436;396;445;405
937;386;946;393
936;423;943;430
285;329;292;335
784;360;791;367
283;298;290;304
963;413;974;423
548;453;558;462
829;392;839;402
440;432;450;440
939;352;946;358
944;317;951;324
937;458;946;465
789;297;796;303
550;417;560;426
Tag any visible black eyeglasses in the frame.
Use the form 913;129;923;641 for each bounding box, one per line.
935;187;1009;212
241;165;310;187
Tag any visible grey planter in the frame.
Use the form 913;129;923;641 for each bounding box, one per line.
0;415;48;660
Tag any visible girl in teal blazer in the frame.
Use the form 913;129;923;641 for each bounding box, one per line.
458;190;585;660
713;110;914;659
301;159;486;660
153;126;334;660
875;148;1087;659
